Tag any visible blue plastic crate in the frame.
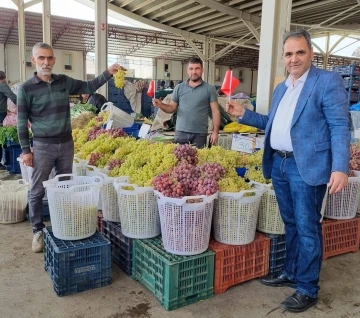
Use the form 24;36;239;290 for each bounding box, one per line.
5;144;22;174
43;226;112;296
123;122;141;138
267;234;286;276
101;219;133;276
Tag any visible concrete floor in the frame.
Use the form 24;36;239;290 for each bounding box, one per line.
1;171;360;318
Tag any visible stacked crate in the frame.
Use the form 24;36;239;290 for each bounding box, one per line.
322;218;360;259
333;63;360;106
43;227;111;296
102;219;133;276
132;237;214;311
3;140;22;174
208;233;270;294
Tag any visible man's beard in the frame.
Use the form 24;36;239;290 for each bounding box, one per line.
36;65;53;76
191;75;201;82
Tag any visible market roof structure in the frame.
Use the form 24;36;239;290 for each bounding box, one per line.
0;0;360;69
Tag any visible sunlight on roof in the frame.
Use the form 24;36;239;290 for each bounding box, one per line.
0;0;158;29
312;34;360;57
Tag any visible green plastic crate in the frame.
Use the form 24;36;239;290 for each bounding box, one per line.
132;237;215;311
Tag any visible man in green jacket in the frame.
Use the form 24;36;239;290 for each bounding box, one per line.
0;71;17;170
17;42;125;252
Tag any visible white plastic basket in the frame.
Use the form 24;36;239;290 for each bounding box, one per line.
99;174;128;222
114;180;160;239
253;183;285;235
354;171;360;215
213;188;262;245
72;156;88;176
155;191;218;256
0;180;30;224
324;177;360;220
83;165;110;210
43;174;103;240
101;102;134;128
208;133;233;149
17;157;56;200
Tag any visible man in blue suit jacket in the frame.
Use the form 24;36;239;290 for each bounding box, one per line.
226;30;350;312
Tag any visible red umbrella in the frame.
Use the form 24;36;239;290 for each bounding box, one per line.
147;80;156;98
221;70;240;96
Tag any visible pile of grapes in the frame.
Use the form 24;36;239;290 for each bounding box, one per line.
87;126;127;141
153;159;226;198
350;143;360;171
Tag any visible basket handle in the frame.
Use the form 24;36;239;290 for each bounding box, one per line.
221;189;261;199
68;176;103;191
154;190;217;204
100;102;113;112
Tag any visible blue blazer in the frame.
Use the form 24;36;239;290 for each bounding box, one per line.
241;65;350;186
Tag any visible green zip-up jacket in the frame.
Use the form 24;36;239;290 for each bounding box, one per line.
17;71;112;154
0;82;17;114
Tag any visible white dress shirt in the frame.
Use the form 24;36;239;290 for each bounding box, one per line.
270;69;310;151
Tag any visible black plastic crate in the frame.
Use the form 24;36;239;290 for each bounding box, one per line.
102;219;133;275
268;234;286;277
43;226;111;296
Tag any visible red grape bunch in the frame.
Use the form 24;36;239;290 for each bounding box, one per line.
107;159;123;171
173;144;198;165
199;163;226;181
88;152;104;166
153;173;185;198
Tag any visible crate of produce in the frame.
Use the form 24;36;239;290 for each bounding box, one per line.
0;179;30;224
100;102;134;129
155;191;217;255
43;226;111;296
254;183;285;235
132;236;214;311
213;189;262;245
114;180;160;239
102;219;133;275
43;174;103;240
324;177;360;220
208;232;270;294
322;218;360;259
267;234;286;277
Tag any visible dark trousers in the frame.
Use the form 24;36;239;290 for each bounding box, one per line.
29;139;74;233
174;130;208;148
0;112;6;166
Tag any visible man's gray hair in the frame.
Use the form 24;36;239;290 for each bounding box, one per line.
32;42;53;56
283;30;312;49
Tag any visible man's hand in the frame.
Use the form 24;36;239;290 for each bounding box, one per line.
328;171;348;194
152;98;162;109
107;64;127;75
22;153;33;167
210;131;218;146
225;100;246;118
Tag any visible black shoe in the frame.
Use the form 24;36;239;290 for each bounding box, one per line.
259;274;296;288
280;292;317;312
0;164;6;170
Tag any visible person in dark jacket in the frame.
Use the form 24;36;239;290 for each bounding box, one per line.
0;71;17;170
80;93;108;113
